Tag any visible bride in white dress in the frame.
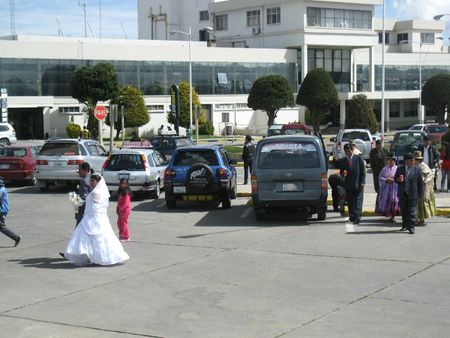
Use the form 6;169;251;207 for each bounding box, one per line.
64;173;129;266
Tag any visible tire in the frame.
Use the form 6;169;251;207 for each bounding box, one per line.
317;209;327;221
221;194;231;209
0;138;10;146
151;181;161;199
255;208;265;221
165;194;176;209
186;163;214;190
229;182;237;199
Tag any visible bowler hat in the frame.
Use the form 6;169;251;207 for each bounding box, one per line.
404;152;414;160
413;150;423;160
386;152;395;160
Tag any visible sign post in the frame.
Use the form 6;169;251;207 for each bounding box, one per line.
94;105;108;146
109;104;118;152
1;88;8;123
170;84;180;135
195;105;199;144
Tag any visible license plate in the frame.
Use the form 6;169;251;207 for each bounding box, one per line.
118;173;130;180
173;186;186;194
282;183;299;192
49;161;66;168
0;164;9;169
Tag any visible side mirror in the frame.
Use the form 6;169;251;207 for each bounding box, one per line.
229;159;238;165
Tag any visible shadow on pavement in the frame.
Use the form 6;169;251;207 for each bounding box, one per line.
348;230;405;235
9;257;75;269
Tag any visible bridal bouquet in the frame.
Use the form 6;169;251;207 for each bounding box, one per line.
68;192;84;211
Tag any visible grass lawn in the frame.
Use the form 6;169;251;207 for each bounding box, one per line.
223;145;243;154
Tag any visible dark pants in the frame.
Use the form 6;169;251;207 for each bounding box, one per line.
75;205;86;227
373;170;381;193
400;194;417;230
346;188;364;222
243;161;252;184
0;214;20;242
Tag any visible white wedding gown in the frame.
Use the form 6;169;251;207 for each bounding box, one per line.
65;178;129;266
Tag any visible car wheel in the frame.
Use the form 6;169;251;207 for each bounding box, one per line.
230;182;237;199
0;138;10;146
165;194;176;209
255;208;265;221
221;194;231;209
317;208;327;221
152;181;161;199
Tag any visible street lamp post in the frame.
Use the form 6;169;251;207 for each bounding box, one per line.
170;27;193;139
381;0;386;143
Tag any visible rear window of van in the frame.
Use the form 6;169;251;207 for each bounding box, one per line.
39;142;80;156
258;142;320;169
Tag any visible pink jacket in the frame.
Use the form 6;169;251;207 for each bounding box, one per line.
117;193;131;213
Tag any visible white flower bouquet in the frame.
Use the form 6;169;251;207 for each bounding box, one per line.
68;191;85;210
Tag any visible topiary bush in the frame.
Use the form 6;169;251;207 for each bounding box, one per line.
345;94;378;134
66;123;81;138
199;121;214;135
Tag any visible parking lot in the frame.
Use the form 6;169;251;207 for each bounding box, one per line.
1;165;450;337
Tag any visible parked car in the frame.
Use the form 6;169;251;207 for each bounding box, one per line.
164;145;237;209
390;130;427;163
0;123;17;146
280;124;311;135
426;124;448;144
408;124;427;131
251;135;328;221
331;129;374;161
102;143;168;198
35;139;108;191
149;136;194;159
0;146;41;185
267;124;283;137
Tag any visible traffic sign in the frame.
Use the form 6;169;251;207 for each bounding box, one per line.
94;105;108;121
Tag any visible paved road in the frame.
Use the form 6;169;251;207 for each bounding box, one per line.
0;172;449;337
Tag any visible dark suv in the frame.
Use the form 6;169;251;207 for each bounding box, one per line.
164;145;237;209
150;136;193;159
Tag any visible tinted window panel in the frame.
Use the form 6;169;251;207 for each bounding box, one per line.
342;132;370;142
258;142;320;169
0;148;26;157
39;143;80;156
173;150;218;166
105;154;144;171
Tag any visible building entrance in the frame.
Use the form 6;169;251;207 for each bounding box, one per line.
8;108;44;139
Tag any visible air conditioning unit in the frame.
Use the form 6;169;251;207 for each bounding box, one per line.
252;26;261;35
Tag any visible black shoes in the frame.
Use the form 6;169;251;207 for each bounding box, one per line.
59;252;65;258
14;236;22;247
400;227;407;231
409;229;415;234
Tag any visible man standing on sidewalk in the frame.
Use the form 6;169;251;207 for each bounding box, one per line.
419;136;439;190
0;177;21;247
369;139;387;193
242;135;255;184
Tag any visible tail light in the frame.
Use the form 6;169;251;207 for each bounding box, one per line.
321;173;328;192
102;156;111;170
36;160;48;165
251;174;258;194
164;168;175;190
68;159;84;166
141;155;149;169
217;168;229;187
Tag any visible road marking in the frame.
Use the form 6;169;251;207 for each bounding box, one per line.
240;207;252;219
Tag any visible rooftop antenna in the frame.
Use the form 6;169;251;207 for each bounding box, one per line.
56;18;63;36
10;0;16;35
88;22;96;38
120;22;128;39
78;1;87;37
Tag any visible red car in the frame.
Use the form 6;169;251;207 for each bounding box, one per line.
426;125;448;144
0;146;41;185
280;124;311;135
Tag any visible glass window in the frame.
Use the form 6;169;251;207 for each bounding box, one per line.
421;33;434;44
404;100;418;117
397;33;408;44
0;147;27;157
199;10;209;21
378;32;390;44
247;10;261;27
390;101;400;118
267;7;281;25
173;150;219;166
258;142;320;169
222;112;230;122
105;154;144;171
39;142;80;156
215;14;228;31
306;7;371;29
342;132;370;142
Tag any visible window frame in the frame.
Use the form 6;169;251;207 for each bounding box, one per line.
421;33;434;45
215;14;228;31
199;10;209;22
246;10;261;27
266;7;281;25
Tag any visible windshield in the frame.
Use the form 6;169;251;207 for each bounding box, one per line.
409;125;423;131
394;132;423;146
0;148;26;157
427;126;447;133
173;150;218;166
105;154;145;171
284;129;306;135
175;138;194;147
39;142;80;156
342;132;370;142
258;141;320;169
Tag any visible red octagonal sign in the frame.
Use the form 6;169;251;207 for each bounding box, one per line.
94;105;108;121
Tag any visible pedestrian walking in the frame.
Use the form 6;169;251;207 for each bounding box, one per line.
375;152;400;222
394;153;423;234
242;135;255;184
414;151;436;226
340;143;366;225
117;178;132;242
418;136;439;190
76;162;91;226
439;141;450;192
0;177;21;247
369;139;387;193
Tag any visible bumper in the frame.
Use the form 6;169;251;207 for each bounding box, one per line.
252;193;327;211
107;180;157;192
0;170;33;181
36;170;80;182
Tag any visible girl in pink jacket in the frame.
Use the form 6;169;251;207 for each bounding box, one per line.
117;179;132;241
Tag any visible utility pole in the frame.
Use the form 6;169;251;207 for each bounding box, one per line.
10;0;15;35
78;1;87;38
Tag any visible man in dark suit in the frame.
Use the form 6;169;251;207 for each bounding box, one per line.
340;143;366;224
418;136;439;190
394;153;424;234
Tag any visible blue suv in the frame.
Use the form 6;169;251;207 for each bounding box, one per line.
164;145;237;209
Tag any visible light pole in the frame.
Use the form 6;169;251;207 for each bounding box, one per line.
381;0;386;143
170;27;193;138
433;14;450;21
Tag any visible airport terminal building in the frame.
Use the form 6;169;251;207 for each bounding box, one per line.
1;0;449;139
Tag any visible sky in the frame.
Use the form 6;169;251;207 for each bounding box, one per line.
0;0;449;40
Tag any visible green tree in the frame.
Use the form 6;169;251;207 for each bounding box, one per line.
108;85;149;138
297;68;339;135
247;74;294;127
345;94;378;133
421;73;450;124
71;63;119;139
65;123;81;138
167;81;204;130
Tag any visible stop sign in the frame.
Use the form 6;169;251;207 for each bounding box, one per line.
94;105;108;121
